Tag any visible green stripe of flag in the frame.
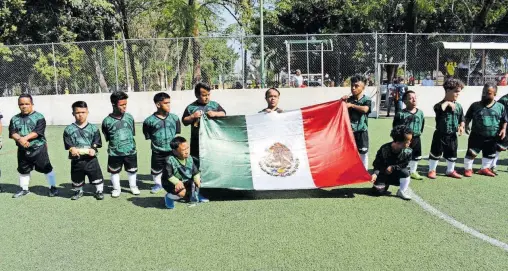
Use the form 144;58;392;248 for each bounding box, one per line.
200;116;254;189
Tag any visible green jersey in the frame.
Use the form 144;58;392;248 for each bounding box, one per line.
433;101;464;134
373;143;412;174
393;108;425;136
101;113;136;156
498;94;508;109
465;101;506;137
143;113;181;152
182;100;226;142
166;154;199;182
63;123;102;159
346;95;372;132
9;111;46;151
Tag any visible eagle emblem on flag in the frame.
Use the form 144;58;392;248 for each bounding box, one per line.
259;142;299;177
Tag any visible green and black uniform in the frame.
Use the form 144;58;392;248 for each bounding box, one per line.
372;143;412;187
63;123;104;187
143;113;181;175
101;113;137;174
464;101;506;158
347;95;371;154
429;101;464;161
497;94;508;149
162;153;200;198
393;108;425;160
9;111;53;174
182;100;226;164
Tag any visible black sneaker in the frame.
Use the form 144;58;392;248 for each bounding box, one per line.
13;190;30;198
94;191;104;200
71;190;84;200
48;186;59;197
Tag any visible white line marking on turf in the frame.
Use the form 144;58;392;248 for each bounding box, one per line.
409;188;508;252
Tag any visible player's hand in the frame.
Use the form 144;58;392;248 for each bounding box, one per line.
346;103;354;109
194;178;201;188
206;111;216;118
385;166;393;174
18;137;29;148
69;147;80;157
370;174;377;183
500;129;506;140
458;126;464;136
175;181;185;192
88;149;96;157
192;111;202;119
341;95;349;101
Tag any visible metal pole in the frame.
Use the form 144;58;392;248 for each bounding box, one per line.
375;32;378;85
404;33;408;79
374;33;380;119
306;34;310;84
260;0;265;88
241;33;245;89
436;48;439;81
51;43;58;94
176;38;180;90
114;39;119;92
467;34;473;86
287;41;290;86
321;41;324;86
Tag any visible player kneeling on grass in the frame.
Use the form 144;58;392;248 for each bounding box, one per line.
64;101;105;200
463;83;507;177
102;91;140;198
371;125;413;200
393;90;425;180
161;136;208;209
9;94;58;198
427;79;465;179
143;92;181;194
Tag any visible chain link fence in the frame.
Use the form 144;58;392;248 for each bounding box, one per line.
1;33;508;96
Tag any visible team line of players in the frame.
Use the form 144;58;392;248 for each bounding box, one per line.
0;77;506;206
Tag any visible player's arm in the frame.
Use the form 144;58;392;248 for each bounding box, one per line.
372;148;385;178
392;151;411;171
207;104;227;118
349;102;370;114
421;117;425;134
182;108;199;126
101;120;110;142
24;117;46;141
165;163;185;191
63;130;80;157
92;128;102;149
392;113;401;128
9;118;22;142
192;163;201;188
175;117;182;134
142;120;151;140
499;108;507;139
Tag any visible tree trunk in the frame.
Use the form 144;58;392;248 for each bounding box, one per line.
84;47;109;93
191;0;201;85
121;35;131;91
119;0;140;91
473;0;495;32
173;38;190;90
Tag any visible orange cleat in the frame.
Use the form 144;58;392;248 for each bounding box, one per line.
446;171;463;179
464;169;473;177
477;168;496;177
427;171;437;179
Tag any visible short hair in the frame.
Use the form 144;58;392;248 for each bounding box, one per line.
390;125;413;142
110;91;129;106
351;74;367;85
72;101;88;110
265;88;280;98
170;136;187;150
483;83;498;92
443;78;465;92
194;82;211;97
402;90;415;101
18;93;33;103
153;92;170;103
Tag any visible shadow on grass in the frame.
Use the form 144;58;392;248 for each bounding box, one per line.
128;197;166;209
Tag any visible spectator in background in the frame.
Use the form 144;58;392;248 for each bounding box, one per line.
394;77;407;115
386;79;397;117
498;76;507;86
294;69;304;87
422;75;435;86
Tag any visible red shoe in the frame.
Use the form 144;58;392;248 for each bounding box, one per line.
446;171;463;179
427;171;437;179
477;168;496;177
464;169;473;177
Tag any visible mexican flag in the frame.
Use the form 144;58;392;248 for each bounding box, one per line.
199;100;371;190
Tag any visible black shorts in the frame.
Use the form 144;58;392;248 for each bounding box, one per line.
190;138;200;162
429;131;457;161
410;136;422;161
151;151;171;175
466;133;496;159
374;169;410;187
353;131;369;154
17;145;53;175
163;180;193;197
107;154;138;174
71;157;104;187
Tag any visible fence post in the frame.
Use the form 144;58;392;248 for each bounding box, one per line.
374;32;379;118
241;34;245;89
114;39;119;92
51;43;58;94
176;38;180;90
467;34;473;86
306;33;310;83
374;32;378;84
404;33;408;79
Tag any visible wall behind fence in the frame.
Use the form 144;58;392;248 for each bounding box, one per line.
1;86;507;126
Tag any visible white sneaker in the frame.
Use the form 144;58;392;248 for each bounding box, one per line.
111;189;121;198
130;186;140;195
396;189;412;200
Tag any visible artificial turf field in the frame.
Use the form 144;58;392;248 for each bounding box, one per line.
1;118;508;270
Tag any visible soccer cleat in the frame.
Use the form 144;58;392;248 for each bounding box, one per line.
150;184;163;194
410;172;423;180
427;171;437;179
464;169;473;177
94;191;104;200
396;189;412;200
49;186;59;197
13;190;30;198
446;171;462;179
130;186;141;195
164;194;175;209
111;189;121;198
490;167;498;175
191;193;209;203
477;168;496;177
71;189;84;200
